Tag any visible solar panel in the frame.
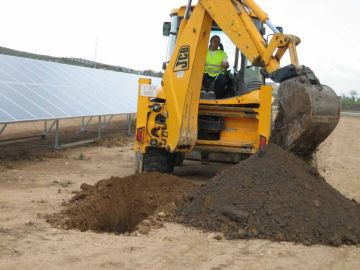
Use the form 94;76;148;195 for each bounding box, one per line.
0;54;161;124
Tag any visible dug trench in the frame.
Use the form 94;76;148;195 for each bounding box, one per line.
48;144;360;246
47;173;197;234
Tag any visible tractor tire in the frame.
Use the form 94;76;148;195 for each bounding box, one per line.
143;147;174;174
173;152;185;166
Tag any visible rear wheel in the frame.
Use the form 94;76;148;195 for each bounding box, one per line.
173;152;185;166
143;147;174;174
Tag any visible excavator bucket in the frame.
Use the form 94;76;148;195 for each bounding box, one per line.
270;65;340;157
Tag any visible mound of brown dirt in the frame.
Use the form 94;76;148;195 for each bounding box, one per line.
48;172;197;234
177;144;360;246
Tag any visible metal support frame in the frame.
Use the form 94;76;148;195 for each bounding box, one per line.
78;115;113;135
43;120;57;138
81;117;85;131
1;113;139;149
102;115;114;129
0;123;7;136
0;122;45;145
127;114;132;136
80;116;94;132
53;116;105;149
98;116;102;139
54;120;60;149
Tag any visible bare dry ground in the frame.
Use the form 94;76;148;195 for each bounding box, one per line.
0;116;359;270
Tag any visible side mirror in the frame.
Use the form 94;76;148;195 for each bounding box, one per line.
276;26;283;33
163;22;171;36
260;26;266;36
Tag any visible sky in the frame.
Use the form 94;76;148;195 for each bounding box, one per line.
0;0;359;96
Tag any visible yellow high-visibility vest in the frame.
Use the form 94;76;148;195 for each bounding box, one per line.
204;49;227;77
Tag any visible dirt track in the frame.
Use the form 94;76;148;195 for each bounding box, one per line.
0;116;360;269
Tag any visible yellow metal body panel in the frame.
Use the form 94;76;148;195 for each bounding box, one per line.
200;88;260;105
196;85;272;154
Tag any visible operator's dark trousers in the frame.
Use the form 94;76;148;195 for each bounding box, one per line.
203;73;227;99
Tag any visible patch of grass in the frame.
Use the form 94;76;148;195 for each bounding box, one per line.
1;162;14;169
60;181;74;187
51;180;74;187
95;135;132;148
0;227;10;233
25;220;35;226
43;150;69;159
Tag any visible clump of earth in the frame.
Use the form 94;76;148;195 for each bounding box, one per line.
177;144;360;246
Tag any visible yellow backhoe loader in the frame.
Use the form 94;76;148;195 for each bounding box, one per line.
134;0;340;173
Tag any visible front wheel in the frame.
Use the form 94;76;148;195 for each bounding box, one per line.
143;147;174;174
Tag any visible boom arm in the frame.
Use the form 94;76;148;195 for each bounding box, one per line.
162;0;301;152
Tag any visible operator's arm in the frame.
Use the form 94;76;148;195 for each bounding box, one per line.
221;51;229;70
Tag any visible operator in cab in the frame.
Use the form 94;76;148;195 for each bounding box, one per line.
203;35;230;99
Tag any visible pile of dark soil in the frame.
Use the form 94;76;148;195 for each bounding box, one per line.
177;144;360;246
48;172;196;234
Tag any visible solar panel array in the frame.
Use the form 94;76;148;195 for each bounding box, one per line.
0;54;160;124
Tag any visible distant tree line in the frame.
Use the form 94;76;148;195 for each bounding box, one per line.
341;90;359;104
340;90;360;111
0;46;163;78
